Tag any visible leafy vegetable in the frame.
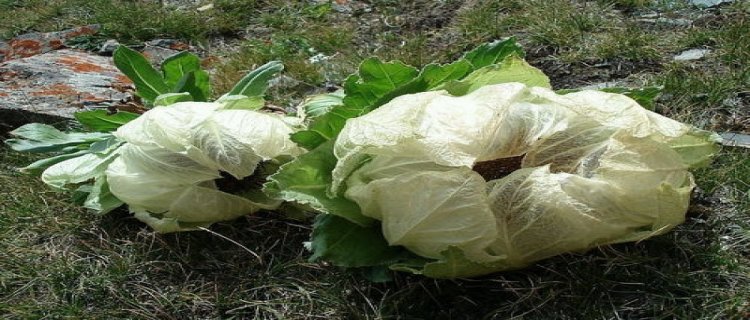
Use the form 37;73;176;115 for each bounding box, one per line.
5;55;292;225
83;175;123;214
266;39;720;279
106;102;304;232
264;141;372;226
327;83;718;278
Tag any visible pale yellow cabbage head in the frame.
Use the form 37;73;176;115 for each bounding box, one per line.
333;83;719;276
106;102;303;232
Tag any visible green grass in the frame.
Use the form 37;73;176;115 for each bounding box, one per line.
1;0;749;319
0;0;268;42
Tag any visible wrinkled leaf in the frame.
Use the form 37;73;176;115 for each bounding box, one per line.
42;152;119;189
419;247;514;279
667;128;722;168
264;141;372;226
5;123;110;152
88;137;123;154
290;39;527;150
290;59;419;149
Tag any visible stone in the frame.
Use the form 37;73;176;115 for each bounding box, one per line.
268;75;301;90
720;132;750;148
141;39;192;66
0;25;100;62
99;39;121;56
0;49;133;119
579;81;621;90
673;48;711;61
689;0;733;7
197;3;214;11
637;17;693;27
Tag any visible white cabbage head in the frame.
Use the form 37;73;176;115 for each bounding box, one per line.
333;83;719;276
106;102;303;232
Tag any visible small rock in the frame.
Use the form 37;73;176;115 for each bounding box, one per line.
311;0;371;14
638;13;660;19
197;3;214;11
579;82;620;90
98;39;120;56
145;39;190;51
0;49;133;118
160;0;201;8
673;48;711;61
636;14;693;27
689;0;733;7
141;39;192;66
659;18;693;27
308;53;331;64
0;41;10;62
268;75;300;89
719;132;750;148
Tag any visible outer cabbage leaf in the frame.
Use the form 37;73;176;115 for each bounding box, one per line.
186;110;303;178
309;214;419;268
74;110;140;132
346;160;497;262
41;151;119;189
107;102;302;232
83;175;124;214
462;38;525;69
114;102;218;151
263;141;373;226
20;150;90;175
553;89;721;167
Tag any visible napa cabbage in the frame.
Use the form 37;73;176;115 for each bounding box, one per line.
106;102;303;232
